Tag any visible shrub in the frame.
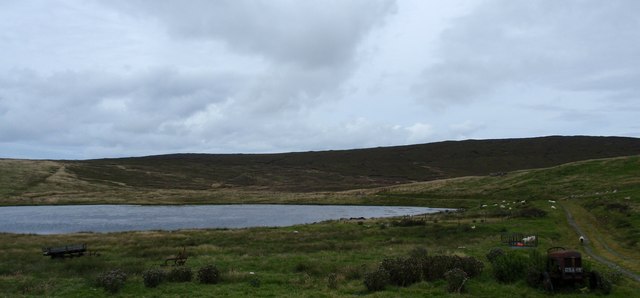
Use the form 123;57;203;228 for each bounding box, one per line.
380;257;421;287
96;269;127;294
420;255;483;280
393;217;426;227
409;246;428;260
167;266;192;282
486;248;505;264
527;250;546;271
459;256;484;278
525;266;543;288
142;268;165;288
588;270;612;294
363;269;390;292
422;255;455;281
491;253;529;283
197;265;220;284
444;268;468;293
600;275;612;295
603;268;623;285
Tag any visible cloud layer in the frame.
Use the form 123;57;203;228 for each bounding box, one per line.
0;0;638;159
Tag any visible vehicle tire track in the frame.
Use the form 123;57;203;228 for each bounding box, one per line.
561;204;640;283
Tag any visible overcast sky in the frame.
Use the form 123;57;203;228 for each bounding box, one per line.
1;0;639;159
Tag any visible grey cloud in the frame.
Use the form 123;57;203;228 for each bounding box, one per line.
0;68;239;143
102;0;397;116
414;0;640;106
106;0;396;68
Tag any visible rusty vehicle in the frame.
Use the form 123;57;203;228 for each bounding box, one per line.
541;246;610;292
546;247;584;281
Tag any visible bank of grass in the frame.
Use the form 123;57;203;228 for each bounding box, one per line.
0;208;638;297
1;156;639;296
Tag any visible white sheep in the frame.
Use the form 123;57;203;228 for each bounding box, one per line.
481;204;488;208
551;205;556;209
548;200;556;204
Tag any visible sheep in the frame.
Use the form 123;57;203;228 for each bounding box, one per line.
551;205;556;209
548;200;556;204
481;204;488;208
579;236;585;244
500;205;506;208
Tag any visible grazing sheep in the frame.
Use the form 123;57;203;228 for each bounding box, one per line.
500;205;506;208
481;204;488;208
551;205;556;209
579;236;585;244
548;200;556;204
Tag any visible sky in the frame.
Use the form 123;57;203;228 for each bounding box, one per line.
1;0;639;159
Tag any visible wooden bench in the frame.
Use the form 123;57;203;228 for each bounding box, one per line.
163;247;188;266
42;243;87;259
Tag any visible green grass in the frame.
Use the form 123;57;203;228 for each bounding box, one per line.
0;209;637;297
1;139;639;296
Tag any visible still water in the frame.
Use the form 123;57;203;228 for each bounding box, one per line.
0;204;448;234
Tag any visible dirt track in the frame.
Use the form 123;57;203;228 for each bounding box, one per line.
561;204;640;283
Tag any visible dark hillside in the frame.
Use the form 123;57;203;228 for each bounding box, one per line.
65;136;640;191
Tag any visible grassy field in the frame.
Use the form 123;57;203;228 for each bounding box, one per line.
2;136;640;203
0;155;639;296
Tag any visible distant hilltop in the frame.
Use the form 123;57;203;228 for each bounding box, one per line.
56;135;640;192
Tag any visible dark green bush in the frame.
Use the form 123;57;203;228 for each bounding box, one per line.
422;255;456;281
142;268;165;288
491;253;529;283
420;255;483;280
409;246;429;260
525;266;543;288
380;257;422;287
96;269;127;294
363;269;390;292
600;275;612;295
393;217;426;227
167;266;192;282
589;271;612;295
459;256;484;278
197;265;220;284
603;268;623;285
486;248;505;263
444;268;468;293
527;250;546;271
